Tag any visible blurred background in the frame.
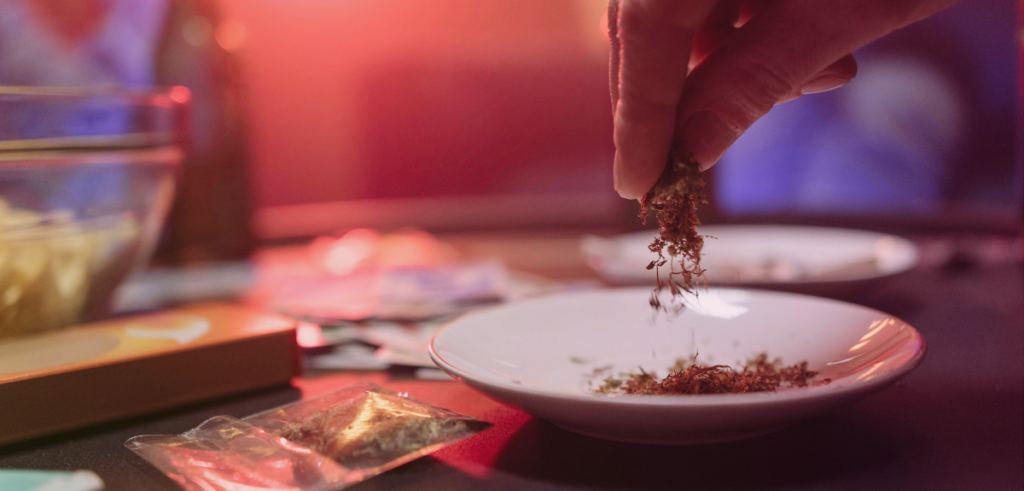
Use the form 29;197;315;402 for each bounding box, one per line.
0;0;1020;260
1;0;1022;480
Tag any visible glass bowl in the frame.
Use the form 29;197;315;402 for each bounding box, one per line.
0;86;186;338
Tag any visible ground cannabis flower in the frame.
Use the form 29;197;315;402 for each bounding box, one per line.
272;392;487;470
638;152;708;311
594;354;829;395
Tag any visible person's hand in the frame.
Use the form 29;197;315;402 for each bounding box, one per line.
608;0;960;199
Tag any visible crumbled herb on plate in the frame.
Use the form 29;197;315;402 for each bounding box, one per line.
594;353;830;395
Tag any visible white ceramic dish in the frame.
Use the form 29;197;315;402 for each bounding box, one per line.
429;288;925;444
581;225;919;292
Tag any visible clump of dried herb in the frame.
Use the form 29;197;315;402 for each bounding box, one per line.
639;152;708;311
273;392;488;470
595;353;829;395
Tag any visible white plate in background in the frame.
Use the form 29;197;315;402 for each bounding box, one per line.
430;287;925;444
581;225;919;291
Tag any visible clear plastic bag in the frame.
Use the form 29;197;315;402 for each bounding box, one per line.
126;383;490;491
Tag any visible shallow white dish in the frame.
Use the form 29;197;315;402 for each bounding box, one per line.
581;225;919;291
430;288;924;444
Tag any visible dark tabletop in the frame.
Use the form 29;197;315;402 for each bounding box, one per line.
1;235;1021;491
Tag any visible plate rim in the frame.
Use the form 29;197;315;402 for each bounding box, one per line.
429;287;927;408
583;225;921;285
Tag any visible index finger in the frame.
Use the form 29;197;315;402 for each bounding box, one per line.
611;0;718;199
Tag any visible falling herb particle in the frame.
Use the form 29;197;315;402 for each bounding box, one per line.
639;152;708;312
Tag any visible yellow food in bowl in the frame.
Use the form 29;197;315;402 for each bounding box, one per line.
0;199;140;338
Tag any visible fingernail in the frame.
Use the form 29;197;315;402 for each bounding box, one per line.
681;111;739;170
799;74;851;95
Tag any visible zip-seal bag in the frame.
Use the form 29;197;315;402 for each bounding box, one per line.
126;383;490;491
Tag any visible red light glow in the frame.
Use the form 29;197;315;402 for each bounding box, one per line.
377;230;447;266
168;85;192;104
215;19;247;51
319;229;380;275
295;321;325;348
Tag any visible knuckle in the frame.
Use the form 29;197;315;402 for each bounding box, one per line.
618;0;697;32
616;0;648;32
723;61;797;123
870;0;929;26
